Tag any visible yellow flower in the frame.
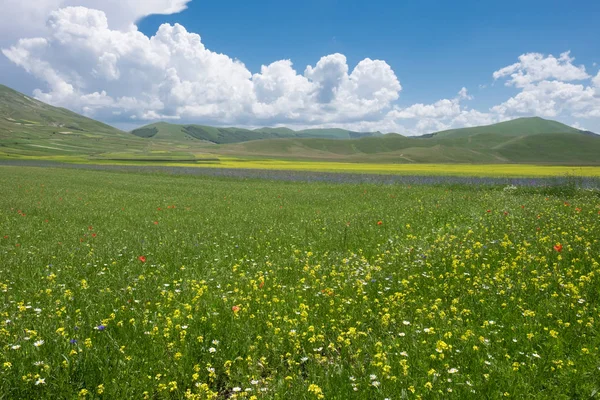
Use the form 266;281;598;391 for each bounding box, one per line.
308;383;324;399
97;384;104;394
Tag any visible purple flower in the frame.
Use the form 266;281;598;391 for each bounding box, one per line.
96;325;106;331
70;339;77;344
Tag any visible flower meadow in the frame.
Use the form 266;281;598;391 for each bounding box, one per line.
1;166;599;399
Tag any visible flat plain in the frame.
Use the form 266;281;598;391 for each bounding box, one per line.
1;165;599;399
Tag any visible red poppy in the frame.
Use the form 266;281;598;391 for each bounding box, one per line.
553;244;563;252
91;233;97;238
231;305;240;313
486;210;491;213
88;226;93;230
377;221;383;226
259;281;265;289
153;221;159;225
575;207;581;212
138;256;147;263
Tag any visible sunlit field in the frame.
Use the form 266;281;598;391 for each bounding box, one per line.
4;156;600;178
1;166;600;399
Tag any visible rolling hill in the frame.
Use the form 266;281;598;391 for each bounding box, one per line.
429;117;582;139
130;122;383;143
218;118;600;164
0;83;598;164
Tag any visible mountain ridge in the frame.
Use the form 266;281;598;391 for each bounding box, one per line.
1;83;599;165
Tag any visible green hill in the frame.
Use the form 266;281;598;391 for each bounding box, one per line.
430;117;581;139
221;119;600;164
0;84;124;137
1;83;598;164
130;122;383;143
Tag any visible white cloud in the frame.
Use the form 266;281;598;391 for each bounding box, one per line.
493;51;589;88
492;78;600;119
0;0;191;45
2;7;402;127
2;3;600;136
593;71;600;89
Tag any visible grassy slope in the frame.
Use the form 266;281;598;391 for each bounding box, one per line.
431;116;581;138
0;84;124;136
1;83;598;164
0;86;214;160
221;125;600;164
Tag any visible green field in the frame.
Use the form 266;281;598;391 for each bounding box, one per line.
1;166;600;399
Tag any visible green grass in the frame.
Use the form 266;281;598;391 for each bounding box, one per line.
1;166;600;399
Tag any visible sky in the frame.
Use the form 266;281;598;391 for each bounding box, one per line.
1;0;599;135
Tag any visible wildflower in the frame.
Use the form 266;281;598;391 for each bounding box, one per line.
208;347;216;353
70;339;77;344
377;221;383;225
553;243;563;252
232;387;241;392
11;345;20;350
232;305;240;313
307;384;324;399
95;325;106;331
35;378;46;385
138;256;147;263
448;368;459;374
34;340;44;347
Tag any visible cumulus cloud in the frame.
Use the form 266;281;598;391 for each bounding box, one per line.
491;53;600;120
2;6;402;127
2;3;600;135
0;0;191;44
493;51;589;88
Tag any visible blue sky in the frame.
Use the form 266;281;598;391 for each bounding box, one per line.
1;0;600;134
139;0;599;108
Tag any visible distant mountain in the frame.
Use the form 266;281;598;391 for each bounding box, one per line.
428;117;582;139
130;122;383;144
220;118;600;164
0;83;598;164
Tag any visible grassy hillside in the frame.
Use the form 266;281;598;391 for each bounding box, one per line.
1;83;598;165
0;85;215;160
131;122;383;143
0;84;124;136
431;117;581;139
220;122;600;164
